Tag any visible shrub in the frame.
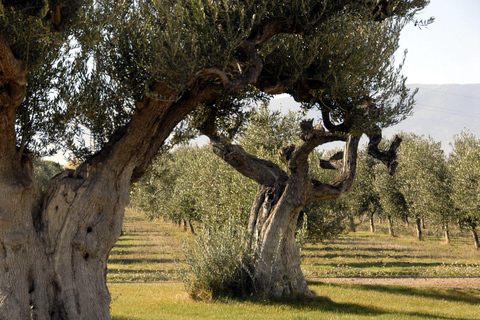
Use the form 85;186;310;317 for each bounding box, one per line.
182;214;256;300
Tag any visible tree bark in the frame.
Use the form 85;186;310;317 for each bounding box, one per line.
387;215;395;237
415;218;423;241
369;211;375;233
470;224;479;250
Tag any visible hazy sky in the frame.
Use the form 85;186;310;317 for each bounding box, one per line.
398;0;480;84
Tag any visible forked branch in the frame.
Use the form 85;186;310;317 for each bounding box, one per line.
310;134;360;201
368;132;402;175
280;119;346;172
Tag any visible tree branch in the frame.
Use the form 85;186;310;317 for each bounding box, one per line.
310;134;360;200
0;29;27;87
209;138;288;187
280;119;346;172
368;132;401;175
0;29;27;109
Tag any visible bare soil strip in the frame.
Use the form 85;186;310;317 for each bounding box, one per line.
311;277;480;289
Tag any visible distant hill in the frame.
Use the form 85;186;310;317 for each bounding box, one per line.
270;84;480;155
384;84;480;155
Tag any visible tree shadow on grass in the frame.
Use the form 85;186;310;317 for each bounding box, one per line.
251;294;471;320
318;261;444;269
310;281;480;305
112;243;158;248
108;258;176;264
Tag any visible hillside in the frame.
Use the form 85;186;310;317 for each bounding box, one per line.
385;84;480;154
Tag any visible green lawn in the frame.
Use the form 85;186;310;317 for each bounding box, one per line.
107;209;480;319
302;230;480;278
109;282;480;320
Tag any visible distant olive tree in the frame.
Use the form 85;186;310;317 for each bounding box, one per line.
33;159;63;192
396;133;451;241
449;130;480;249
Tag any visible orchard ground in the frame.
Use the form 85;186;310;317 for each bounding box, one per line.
107;208;480;319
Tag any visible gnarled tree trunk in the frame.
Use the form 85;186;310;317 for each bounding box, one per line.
207;121;365;297
205;110;402;297
0;45;217;318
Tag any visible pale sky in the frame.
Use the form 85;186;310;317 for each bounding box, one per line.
397;0;480;84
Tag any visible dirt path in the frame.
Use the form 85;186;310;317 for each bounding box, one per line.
311;277;480;289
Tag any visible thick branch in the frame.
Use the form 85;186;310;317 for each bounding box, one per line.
80;86;218;184
310;134;360;201
0;29;27;87
210;139;288;187
368;132;401;175
280;119;346;172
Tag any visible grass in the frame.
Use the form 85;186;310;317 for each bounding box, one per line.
302;228;480;278
108;282;480;320
107;209;480;319
107;208;187;282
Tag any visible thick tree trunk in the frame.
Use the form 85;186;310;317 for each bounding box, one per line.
0;73;217;318
387;215;395;237
248;185;312;297
415;218;423;241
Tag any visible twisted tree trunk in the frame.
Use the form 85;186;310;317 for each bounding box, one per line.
208;120;361;297
0;48;217;318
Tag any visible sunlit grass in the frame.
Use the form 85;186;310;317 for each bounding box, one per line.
107;209;189;282
107;209;480;319
110;209;480;283
302;225;480;278
109;282;480;320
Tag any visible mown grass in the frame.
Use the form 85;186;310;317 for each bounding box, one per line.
107;209;480;319
107;209;188;282
303;228;480;278
109;282;480;320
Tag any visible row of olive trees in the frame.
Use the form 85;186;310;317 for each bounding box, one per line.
347;130;480;248
132;104;348;243
131;105;351;298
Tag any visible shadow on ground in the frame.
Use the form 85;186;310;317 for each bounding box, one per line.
310;280;480;305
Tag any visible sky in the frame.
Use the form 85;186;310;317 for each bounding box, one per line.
396;0;480;84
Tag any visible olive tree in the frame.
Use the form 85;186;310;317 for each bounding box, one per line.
395;133;451;241
449;130;480;249
198;13;425;297
0;0;428;318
